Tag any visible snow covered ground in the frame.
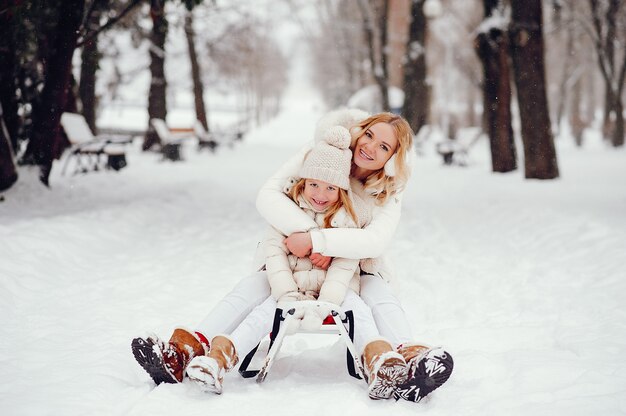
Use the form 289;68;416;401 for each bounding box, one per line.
1;97;626;416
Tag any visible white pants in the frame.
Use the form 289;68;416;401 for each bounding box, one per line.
195;272;270;340
229;289;380;357
195;272;413;350
360;274;413;348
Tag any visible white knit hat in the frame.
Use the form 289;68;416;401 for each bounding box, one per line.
298;126;352;190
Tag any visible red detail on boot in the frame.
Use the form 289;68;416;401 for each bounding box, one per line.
195;331;210;350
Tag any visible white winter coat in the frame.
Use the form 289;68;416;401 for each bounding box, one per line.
263;193;368;306
256;109;402;282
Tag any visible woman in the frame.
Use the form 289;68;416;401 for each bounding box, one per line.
184;126;407;399
256;109;453;402
131;109;453;403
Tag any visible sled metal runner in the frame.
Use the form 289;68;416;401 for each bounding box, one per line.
239;301;365;382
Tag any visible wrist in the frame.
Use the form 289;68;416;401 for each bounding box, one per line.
309;229;325;254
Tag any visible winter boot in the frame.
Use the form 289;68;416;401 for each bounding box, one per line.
362;339;408;400
186;335;239;394
131;328;209;385
397;344;431;367
393;346;454;403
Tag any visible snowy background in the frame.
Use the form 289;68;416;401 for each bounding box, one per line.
2;5;626;415
2;84;626;415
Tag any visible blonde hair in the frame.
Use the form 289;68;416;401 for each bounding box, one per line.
289;178;358;228
349;112;414;205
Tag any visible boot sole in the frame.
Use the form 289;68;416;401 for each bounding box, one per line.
131;337;179;385
393;349;454;403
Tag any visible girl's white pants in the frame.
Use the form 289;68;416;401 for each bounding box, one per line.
195;272;413;356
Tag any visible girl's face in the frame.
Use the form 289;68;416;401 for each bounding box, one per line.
302;179;340;212
353;122;399;172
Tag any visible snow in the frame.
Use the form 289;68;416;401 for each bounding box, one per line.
476;6;510;35
2;99;626;416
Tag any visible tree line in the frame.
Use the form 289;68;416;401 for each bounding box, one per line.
0;0;287;190
1;0;624;192
301;0;624;178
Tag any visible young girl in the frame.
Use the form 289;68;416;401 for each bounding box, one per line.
134;127;409;399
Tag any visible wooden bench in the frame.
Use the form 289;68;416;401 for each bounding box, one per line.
194;120;244;152
151;118;193;161
193;120;218;153
60;113;131;175
436;127;483;166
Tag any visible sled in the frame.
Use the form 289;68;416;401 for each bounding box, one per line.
238;301;365;383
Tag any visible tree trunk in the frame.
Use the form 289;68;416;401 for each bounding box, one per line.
0;0;20;150
555;19;575;137
402;0;429;134
610;44;625;147
357;0;390;112
0;102;18;191
377;0;390;112
144;0;168;151
613;94;625;147
184;11;208;131
509;0;559;179
79;4;103;133
589;0;625;147
476;0;517;173
25;0;85;185
570;76;586;146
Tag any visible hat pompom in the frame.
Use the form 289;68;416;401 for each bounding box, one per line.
322;126;351;150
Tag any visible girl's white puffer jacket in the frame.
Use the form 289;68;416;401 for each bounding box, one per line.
263;194;369;306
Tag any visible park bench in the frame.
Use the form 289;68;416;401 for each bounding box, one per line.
436;127;483;166
193;120;219;152
60;112;131;175
151;118;194;161
194;120;245;152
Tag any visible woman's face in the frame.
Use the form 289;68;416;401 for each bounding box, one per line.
353;122;399;172
302;179;340;212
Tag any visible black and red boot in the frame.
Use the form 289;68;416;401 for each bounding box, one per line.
131;328;209;385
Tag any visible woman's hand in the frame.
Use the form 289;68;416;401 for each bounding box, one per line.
284;232;313;257
310;253;332;270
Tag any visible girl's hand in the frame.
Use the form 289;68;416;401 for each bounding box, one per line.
284;232;312;257
310;253;332;270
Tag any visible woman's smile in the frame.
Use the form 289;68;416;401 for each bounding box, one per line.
357;148;374;161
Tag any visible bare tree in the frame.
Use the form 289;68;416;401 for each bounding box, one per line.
545;1;594;145
509;0;559;179
307;0;366;107
0;102;18;191
184;10;209;131
476;0;516;172
25;0;86;185
75;0;145;135
208;17;288;127
402;0;429;134
587;0;625;147
357;0;390;111
79;0;107;133
144;0;169;150
0;0;20;152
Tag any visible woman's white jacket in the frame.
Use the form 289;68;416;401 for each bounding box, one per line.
256;108;403;282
